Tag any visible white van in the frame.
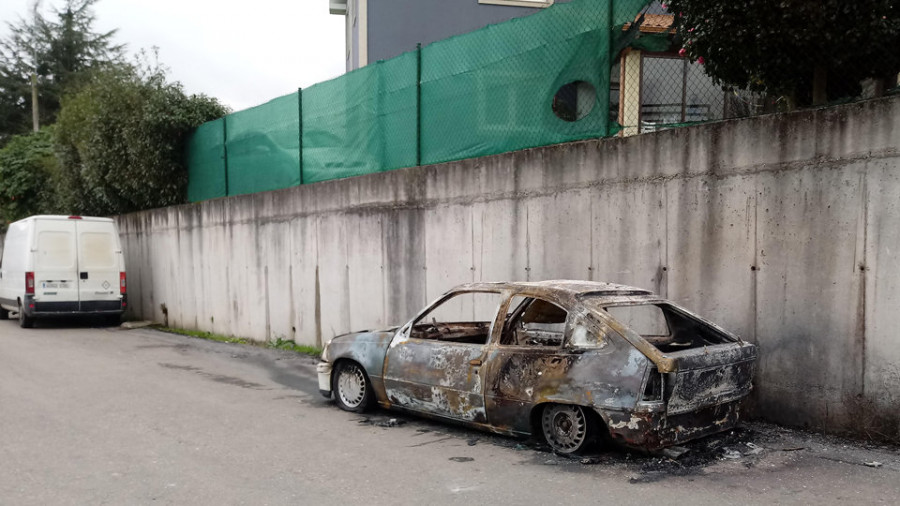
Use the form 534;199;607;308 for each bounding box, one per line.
0;215;126;327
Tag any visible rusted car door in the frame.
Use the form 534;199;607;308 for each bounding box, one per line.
382;291;502;424
482;295;648;434
481;295;579;433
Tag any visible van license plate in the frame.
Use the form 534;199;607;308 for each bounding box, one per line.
42;282;69;289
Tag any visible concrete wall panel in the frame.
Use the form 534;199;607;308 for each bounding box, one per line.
754;164;866;431
864;158;900;437
665;175;757;340
347;213;387;331
471;199;529;284
590;183;666;292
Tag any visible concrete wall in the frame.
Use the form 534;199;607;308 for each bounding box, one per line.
117;96;900;439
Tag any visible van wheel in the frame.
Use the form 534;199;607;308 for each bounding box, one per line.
18;301;34;328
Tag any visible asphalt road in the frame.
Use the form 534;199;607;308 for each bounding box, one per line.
1;320;898;505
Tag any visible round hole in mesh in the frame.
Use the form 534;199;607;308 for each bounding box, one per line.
552;80;596;122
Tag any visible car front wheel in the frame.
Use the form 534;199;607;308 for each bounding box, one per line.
541;404;594;454
333;361;372;413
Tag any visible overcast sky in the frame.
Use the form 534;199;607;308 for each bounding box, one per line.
0;0;347;111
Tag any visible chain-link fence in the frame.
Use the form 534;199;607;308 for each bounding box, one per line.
187;0;900;202
616;0;900;135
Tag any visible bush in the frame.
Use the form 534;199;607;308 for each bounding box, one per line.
0;128;59;229
54;61;228;215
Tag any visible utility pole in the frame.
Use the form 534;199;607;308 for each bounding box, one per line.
30;0;41;132
31;74;39;132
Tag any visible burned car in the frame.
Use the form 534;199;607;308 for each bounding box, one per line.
317;281;757;453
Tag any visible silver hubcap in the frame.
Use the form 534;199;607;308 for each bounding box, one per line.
542;405;587;453
337;365;366;408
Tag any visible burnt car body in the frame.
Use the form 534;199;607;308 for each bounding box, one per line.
317;281;757;453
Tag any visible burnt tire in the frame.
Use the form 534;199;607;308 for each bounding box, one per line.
333;361;372;413
541;404;594;455
18;301;34;328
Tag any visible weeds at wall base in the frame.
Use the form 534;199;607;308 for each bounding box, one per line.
151;325;323;358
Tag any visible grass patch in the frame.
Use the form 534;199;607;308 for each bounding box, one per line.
153;326;322;358
267;338;323;357
154;326;250;345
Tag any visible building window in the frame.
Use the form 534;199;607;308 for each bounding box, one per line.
478;0;554;8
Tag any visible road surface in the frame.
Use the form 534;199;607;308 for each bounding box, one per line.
1;320;898;505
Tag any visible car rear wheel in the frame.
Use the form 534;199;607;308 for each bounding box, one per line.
18;301;34;328
541;404;593;454
0;307;8;320
333;361;372;413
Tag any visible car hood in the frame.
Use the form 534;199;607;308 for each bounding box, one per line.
323;328;399;378
330;327;400;344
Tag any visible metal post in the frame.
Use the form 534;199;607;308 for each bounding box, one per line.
298;87;304;185
222;116;230;197
416;42;422;167
605;0;613;138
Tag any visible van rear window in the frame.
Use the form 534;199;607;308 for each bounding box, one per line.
79;232;116;269
36;231;75;269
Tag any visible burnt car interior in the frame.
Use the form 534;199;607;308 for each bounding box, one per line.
501;297;568;347
602;303;734;353
406;292;571;347
408;292;500;344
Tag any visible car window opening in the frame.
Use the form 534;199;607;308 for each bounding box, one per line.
602;303;732;352
408;292;501;345
502;297;567;347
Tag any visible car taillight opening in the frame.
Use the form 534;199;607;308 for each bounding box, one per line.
25;272;35;295
120;272;126;294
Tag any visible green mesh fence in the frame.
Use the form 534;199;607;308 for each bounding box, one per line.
225;93;301;196
186;118;226;202
302;51;418;184
187;0;653;201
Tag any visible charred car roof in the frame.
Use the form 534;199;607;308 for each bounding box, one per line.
450;280;657;306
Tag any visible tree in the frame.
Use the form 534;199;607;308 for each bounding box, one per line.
0;0;123;143
0;127;59;228
666;1;900;106
54;57;229;215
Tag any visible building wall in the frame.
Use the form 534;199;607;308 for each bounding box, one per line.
116;96;900;439
363;0;570;68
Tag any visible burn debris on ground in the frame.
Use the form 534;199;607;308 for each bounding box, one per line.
355;416;407;428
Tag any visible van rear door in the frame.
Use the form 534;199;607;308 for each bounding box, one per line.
75;219;122;312
33;218;80;311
